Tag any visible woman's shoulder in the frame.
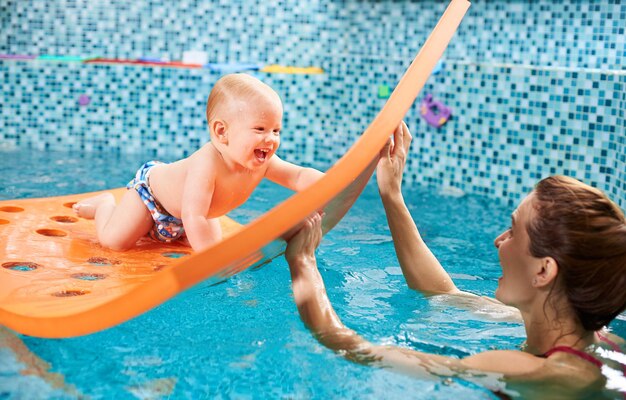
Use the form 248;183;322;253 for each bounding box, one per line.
461;349;605;398
508;351;606;398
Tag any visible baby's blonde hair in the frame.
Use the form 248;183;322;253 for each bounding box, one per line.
205;74;280;129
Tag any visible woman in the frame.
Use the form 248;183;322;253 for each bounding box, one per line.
285;122;626;399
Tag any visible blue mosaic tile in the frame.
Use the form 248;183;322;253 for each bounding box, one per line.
0;0;624;208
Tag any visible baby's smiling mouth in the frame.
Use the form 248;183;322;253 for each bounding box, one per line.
254;148;270;162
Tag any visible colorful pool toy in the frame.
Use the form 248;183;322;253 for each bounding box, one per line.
0;54;37;60
378;84;392;99
37;55;91;62
261;65;324;74
84;58;204;69
205;63;261;73
78;95;91;106
420;93;452;128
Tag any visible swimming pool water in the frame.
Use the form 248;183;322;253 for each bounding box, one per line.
1;148;624;399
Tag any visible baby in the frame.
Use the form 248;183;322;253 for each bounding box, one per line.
74;73;324;252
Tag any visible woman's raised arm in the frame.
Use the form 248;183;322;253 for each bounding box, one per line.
376;122;458;295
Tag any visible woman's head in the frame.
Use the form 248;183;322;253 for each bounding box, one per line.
526;176;626;331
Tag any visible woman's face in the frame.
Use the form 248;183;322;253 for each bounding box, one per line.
493;193;542;309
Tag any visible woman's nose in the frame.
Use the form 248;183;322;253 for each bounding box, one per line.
494;231;506;248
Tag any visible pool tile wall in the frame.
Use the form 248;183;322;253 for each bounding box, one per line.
2;0;624;70
1;0;624;208
321;57;625;207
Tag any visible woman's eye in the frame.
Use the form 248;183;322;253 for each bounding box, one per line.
254;127;264;132
507;226;513;236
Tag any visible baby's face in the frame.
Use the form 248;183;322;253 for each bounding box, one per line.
225;97;283;170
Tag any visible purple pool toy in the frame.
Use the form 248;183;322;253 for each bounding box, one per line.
420;94;452;128
78;95;91;106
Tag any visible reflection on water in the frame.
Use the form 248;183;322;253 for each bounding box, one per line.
0;327;82;399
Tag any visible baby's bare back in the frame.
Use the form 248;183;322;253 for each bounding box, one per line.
148;144;266;219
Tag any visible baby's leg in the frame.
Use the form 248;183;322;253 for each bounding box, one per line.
78;191;153;251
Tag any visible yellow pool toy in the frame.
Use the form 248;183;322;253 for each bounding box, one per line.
261;65;324;74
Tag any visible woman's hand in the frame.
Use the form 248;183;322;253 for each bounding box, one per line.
376;121;412;197
285;212;323;267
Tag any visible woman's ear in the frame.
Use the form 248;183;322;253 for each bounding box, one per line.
533;257;559;288
211;120;228;144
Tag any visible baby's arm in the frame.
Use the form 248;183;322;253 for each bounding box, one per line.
180;165;223;252
265;155;324;192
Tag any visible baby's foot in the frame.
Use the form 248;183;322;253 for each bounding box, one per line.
72;193;115;219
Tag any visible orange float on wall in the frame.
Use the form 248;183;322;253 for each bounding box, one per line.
0;0;470;339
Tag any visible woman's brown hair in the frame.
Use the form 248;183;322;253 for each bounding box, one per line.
527;175;626;331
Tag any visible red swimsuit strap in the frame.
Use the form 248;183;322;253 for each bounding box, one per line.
542;346;603;369
542;335;626;399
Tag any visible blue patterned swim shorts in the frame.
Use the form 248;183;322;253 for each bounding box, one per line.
126;161;185;242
